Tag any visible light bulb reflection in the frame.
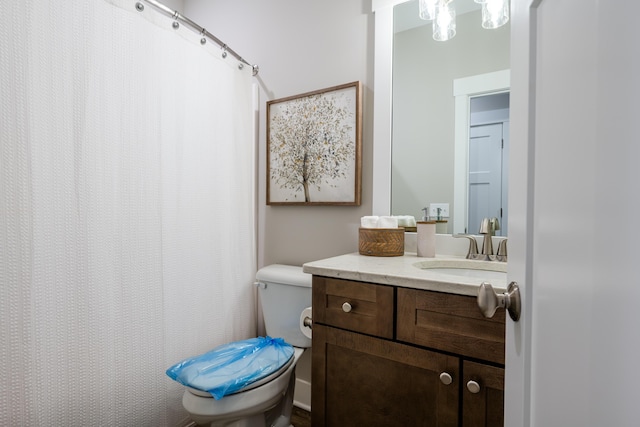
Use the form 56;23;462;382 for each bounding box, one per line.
482;0;509;29
419;0;438;21
433;1;456;41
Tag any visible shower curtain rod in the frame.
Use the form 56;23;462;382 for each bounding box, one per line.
137;0;259;76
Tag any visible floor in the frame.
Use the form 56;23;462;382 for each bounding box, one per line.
291;406;311;427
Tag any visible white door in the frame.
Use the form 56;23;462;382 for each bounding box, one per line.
468;123;506;235
507;1;640;426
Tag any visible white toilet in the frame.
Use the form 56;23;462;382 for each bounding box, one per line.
181;264;312;427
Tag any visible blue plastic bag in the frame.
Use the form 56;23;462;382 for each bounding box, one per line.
166;336;294;400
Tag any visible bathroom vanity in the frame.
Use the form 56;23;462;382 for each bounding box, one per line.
303;253;506;427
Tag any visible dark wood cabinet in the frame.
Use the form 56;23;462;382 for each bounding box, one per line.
312;276;394;339
396;287;505;365
311;276;505;427
312;324;459;427
462;361;504;427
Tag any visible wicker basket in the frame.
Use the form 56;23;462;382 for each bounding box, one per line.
358;227;405;257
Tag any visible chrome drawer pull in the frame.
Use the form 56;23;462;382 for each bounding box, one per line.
466;380;481;394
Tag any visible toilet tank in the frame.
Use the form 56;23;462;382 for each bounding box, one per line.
256;264;312;348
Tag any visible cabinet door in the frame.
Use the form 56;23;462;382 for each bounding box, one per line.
312;324;459;427
462;361;504;427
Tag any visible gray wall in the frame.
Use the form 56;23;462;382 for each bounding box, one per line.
184;0;375;268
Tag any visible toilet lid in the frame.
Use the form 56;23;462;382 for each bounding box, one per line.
186;353;294;398
166;336;295;400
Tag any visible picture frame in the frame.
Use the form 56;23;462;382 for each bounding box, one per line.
266;81;362;206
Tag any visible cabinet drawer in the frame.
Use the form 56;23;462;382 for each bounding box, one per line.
397;288;505;364
312;276;394;339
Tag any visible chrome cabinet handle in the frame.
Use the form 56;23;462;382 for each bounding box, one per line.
466;380;481;394
342;302;352;313
439;372;453;385
477;281;521;321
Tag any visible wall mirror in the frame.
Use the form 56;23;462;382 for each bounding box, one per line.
389;0;510;235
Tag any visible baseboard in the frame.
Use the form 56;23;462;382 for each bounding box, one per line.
293;377;311;412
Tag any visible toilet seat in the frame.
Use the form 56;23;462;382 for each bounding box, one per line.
181;347;305;425
186;353;294;398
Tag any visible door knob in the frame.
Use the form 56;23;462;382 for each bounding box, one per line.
477;281;521;321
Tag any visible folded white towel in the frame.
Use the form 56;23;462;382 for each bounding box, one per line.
360;216;380;228
378;216;398;228
361;216;411;228
396;215;416;227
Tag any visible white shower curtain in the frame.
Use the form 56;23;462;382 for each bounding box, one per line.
0;1;257;425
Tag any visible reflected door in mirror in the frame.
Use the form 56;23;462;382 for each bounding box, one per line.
468;123;508;235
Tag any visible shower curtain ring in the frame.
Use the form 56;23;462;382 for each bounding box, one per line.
172;11;179;29
200;29;207;45
222;45;228;58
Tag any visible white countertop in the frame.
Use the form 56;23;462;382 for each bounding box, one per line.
302;252;508;296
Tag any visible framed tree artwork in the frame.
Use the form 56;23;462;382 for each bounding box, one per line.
266;81;362;205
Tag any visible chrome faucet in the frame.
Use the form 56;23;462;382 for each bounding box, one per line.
479;217;500;258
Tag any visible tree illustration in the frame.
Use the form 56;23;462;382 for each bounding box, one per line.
269;91;355;202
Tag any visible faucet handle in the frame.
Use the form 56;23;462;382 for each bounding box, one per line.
453;234;479;259
496;238;508;261
497;239;507;256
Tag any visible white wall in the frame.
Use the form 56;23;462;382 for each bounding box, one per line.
183;0;375;268
160;0;184;11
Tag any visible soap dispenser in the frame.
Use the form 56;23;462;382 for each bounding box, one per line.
421;207;429;221
416;220;436;258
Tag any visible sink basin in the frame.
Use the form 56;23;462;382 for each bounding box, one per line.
413;259;507;282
